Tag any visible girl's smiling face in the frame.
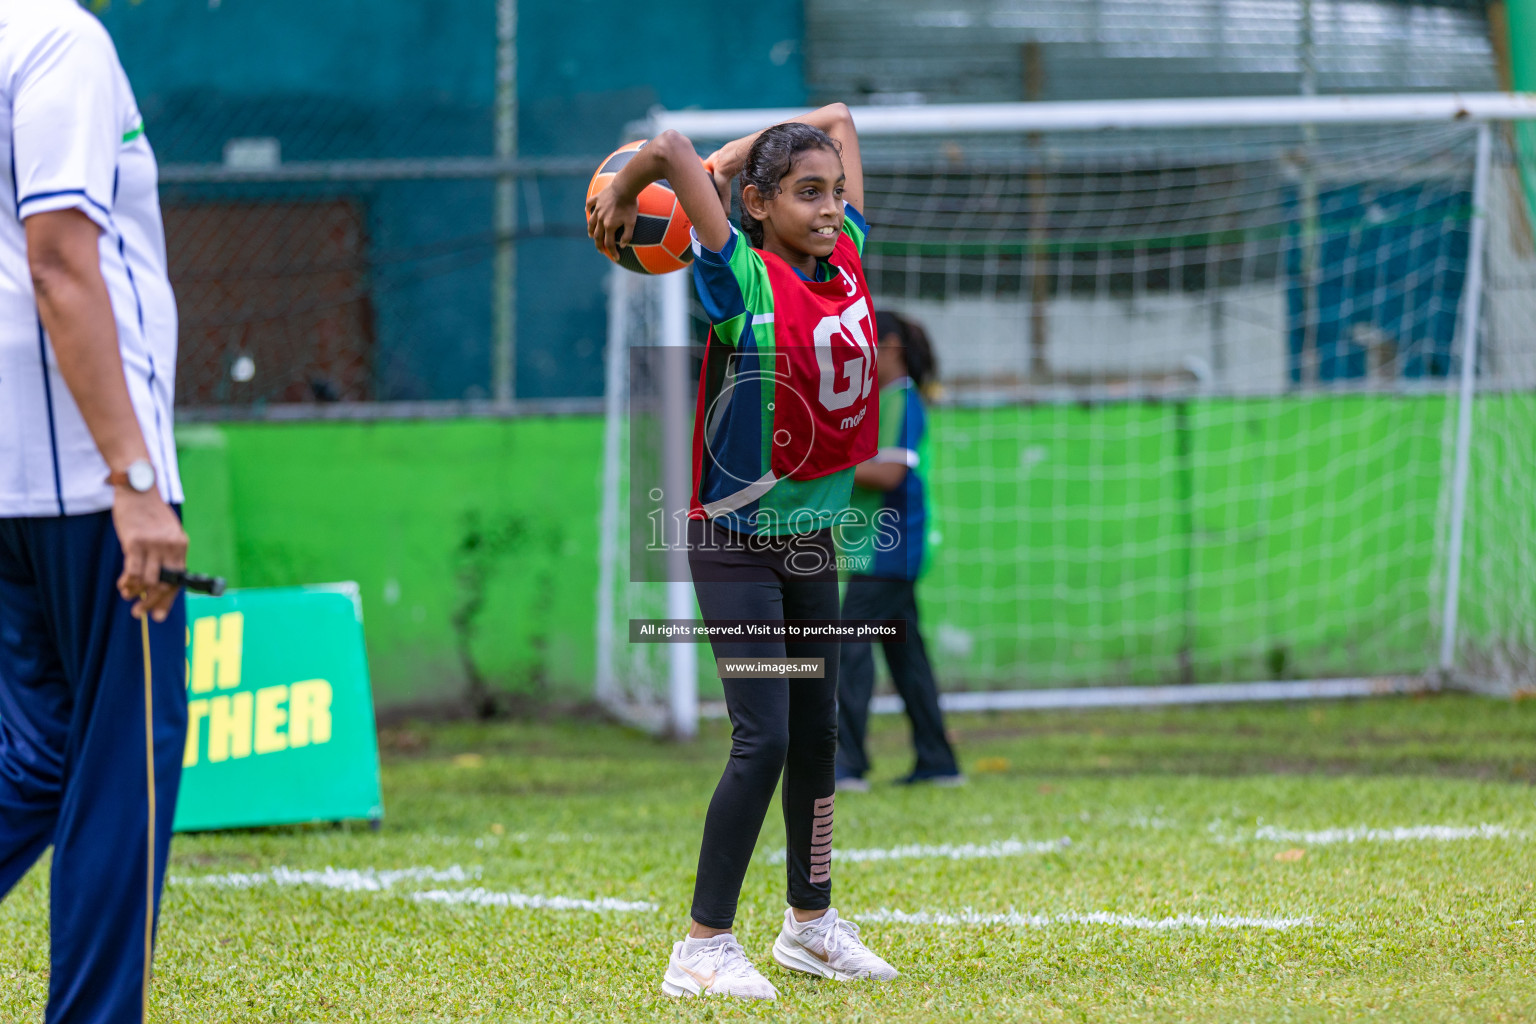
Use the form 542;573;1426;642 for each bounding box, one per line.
744;146;846;268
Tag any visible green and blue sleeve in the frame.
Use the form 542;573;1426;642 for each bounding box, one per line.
690;225;774;347
842;202;869;257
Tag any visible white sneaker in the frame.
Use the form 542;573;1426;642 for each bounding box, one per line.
661;934;778;1000
772;907;899;981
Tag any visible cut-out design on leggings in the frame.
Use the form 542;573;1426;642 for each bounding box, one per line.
810;794;834;883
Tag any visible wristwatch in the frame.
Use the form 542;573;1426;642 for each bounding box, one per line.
106;458;157;494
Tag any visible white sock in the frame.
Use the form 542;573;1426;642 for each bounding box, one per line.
684;933;731;954
790;910;831;933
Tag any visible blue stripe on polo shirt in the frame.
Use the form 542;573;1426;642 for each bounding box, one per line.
17;188;112;221
35;321;65;516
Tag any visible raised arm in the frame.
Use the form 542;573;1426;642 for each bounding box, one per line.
586;130;732;258
704;103;864;216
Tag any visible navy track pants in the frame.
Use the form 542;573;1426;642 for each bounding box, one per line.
0;511;188;1024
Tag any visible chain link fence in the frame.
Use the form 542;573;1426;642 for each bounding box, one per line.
160;159;600;417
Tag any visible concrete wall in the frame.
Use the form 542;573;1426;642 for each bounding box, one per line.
900;285;1289;393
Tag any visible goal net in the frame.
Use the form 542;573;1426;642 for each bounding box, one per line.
598;96;1536;734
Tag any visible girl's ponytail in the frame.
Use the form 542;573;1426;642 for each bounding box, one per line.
897;315;938;397
877;311;940;400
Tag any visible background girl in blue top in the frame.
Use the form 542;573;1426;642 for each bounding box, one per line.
588;104;898;1001
835;312;963;789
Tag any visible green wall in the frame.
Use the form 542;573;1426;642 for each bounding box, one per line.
923;397;1451;687
178;418;605;707
178;395;1531;708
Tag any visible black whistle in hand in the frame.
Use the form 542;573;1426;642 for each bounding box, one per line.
159;567;228;597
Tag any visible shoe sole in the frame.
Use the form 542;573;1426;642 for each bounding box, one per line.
661;977;698;998
773;934;900;982
662;969;777;1000
772;935;848;980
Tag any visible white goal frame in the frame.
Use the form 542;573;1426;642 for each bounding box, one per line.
598;93;1536;738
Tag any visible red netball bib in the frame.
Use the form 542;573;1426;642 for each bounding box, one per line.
689;230;880;520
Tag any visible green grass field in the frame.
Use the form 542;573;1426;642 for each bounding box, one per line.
2;694;1534;1022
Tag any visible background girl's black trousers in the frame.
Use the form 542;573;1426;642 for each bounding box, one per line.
836;574;959;781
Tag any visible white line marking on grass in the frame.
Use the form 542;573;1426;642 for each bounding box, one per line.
172;866;481;892
1251;824;1522;845
857;908;1316;931
767;837;1071;865
413;888;658;913
171;865;658;914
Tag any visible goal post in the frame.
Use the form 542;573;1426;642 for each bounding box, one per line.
598;94;1536;736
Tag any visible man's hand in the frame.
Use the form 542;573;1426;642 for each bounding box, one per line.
113;488;187;621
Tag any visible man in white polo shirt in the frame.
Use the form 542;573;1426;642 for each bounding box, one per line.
0;1;190;1020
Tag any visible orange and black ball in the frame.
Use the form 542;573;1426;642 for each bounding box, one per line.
586;140;695;275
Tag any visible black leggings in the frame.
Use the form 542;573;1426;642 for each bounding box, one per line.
686;516;839;930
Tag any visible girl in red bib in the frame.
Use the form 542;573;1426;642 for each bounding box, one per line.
589;104;898;1000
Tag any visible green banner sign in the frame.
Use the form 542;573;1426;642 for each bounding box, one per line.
174;584;384;832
